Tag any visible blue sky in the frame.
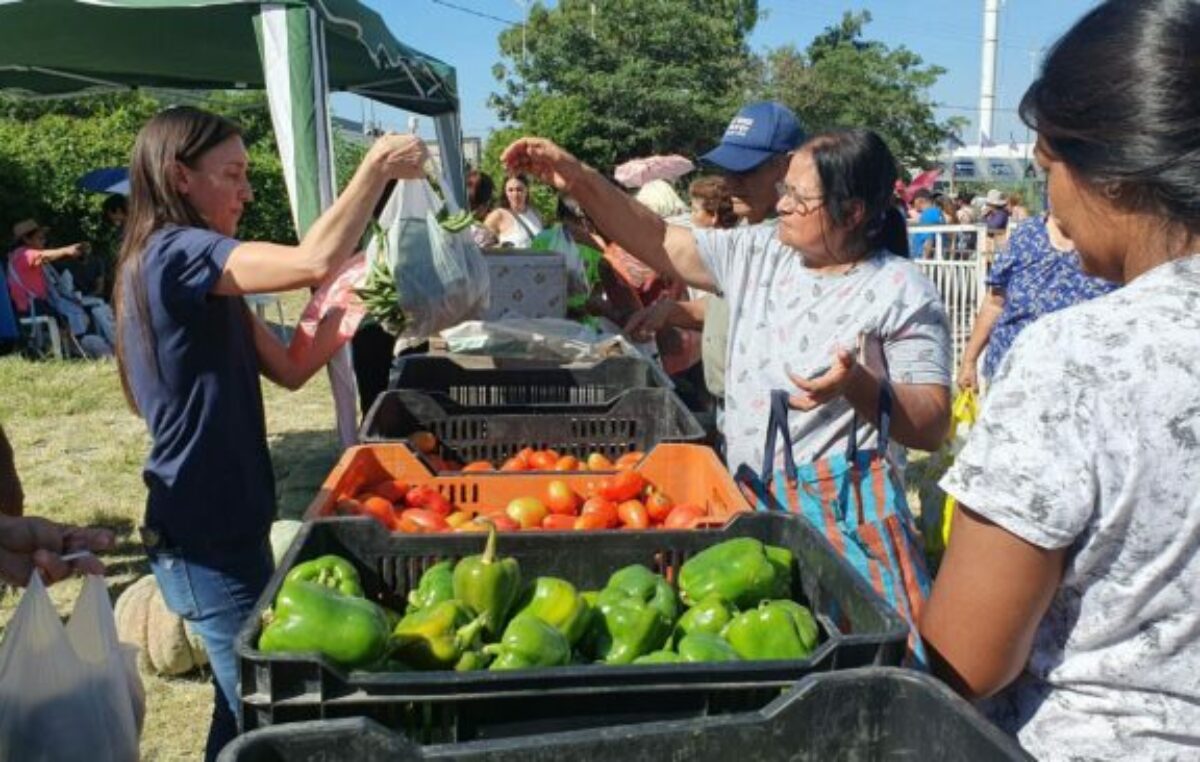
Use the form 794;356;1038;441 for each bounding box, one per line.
333;0;1099;147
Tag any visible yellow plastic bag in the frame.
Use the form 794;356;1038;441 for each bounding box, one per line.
939;389;979;545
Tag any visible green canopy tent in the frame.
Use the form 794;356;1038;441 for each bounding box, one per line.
0;0;465;446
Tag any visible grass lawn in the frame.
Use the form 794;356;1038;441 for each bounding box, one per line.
0;295;342;760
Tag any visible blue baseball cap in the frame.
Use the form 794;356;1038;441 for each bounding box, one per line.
701;102;805;173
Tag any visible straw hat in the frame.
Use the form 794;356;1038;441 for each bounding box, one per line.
11;218;45;241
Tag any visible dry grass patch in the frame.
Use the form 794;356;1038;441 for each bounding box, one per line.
0;294;342;760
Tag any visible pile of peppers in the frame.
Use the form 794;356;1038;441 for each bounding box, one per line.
258;530;821;671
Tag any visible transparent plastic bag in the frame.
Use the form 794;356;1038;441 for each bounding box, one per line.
0;574;145;762
532;224;589;295
368;177;490;338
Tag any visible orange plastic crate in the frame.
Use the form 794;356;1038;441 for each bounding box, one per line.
303;443;750;528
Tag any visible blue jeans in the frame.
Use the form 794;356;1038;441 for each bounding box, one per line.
149;540;273;761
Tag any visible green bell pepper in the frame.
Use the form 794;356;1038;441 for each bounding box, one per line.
407;560;455;613
454;649;493;672
604;564;679;624
453;524;522;638
584;587;674;664
285;554;364;597
632;650;681;665
672;594;734;646
722;600;820;661
391;600;487;670
515;577;592;646
258;579;391;667
676;632;740;663
677;538;793;609
484;613;571;670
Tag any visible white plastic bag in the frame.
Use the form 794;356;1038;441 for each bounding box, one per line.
368;177;490;338
0;574;145;762
531;224;589;295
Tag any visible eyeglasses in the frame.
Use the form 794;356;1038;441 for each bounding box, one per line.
775;181;824;215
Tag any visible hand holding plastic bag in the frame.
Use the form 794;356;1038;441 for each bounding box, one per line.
0;574;144;762
367;177;490;338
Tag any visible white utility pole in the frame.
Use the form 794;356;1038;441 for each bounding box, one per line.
513;0;529;63
979;0;1000;145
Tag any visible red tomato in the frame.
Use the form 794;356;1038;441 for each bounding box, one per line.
586;452;615;471
462;460;495;472
645;491;674;523
617;500;650;529
554;455;580;471
506;497;548;529
580;497;619;529
399;508;450;533
409;430;438;455
500;457;529;472
663;504;707;529
333;498;362;517
404;485;436;508
545;480;581;516
541;514;577;531
516;447;537;465
573;514;610;530
488;514;521;532
599;470;646;503
366;480;408;503
359;496;397;530
424;493;454;517
527;450;560;470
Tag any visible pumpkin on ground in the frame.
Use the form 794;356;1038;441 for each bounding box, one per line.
114;575;208;677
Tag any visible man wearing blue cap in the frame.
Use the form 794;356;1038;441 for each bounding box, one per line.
692;102;805;441
700;101;805;224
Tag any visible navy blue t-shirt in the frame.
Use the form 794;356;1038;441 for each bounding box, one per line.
123;226;274;556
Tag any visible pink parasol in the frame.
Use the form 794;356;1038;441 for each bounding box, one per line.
613;154;696;189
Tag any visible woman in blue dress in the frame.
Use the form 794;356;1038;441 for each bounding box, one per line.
956;213;1116;391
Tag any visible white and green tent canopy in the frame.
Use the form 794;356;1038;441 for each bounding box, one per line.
0;0;467;446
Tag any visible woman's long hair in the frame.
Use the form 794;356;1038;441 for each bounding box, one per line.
805;128;909;259
1019;0;1200;242
115;106;242;413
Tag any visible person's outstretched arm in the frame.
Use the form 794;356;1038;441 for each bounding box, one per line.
214;133;428;296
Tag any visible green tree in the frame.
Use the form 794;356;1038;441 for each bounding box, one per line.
491;0;760;172
0;91;297;252
756;11;958;170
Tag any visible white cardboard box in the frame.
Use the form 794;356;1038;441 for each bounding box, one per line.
481;248;567;320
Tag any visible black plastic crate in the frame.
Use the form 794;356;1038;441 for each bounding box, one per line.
359;387;704;463
388;355;663;406
236;514;908;743
220;668;1030;761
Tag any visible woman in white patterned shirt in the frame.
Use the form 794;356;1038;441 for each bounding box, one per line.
921;1;1200;759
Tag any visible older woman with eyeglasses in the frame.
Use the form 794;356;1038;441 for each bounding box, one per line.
503;128;952;473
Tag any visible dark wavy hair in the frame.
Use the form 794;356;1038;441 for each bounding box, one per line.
805;128;909;258
1020;0;1200;238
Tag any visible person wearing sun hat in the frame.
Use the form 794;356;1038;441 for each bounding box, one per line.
983;188;1011;243
6;219;86;316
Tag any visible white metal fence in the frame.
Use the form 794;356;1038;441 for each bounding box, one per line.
910;225;990;375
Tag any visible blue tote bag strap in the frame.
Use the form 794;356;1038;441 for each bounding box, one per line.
760;389;798;481
847;379;894;462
